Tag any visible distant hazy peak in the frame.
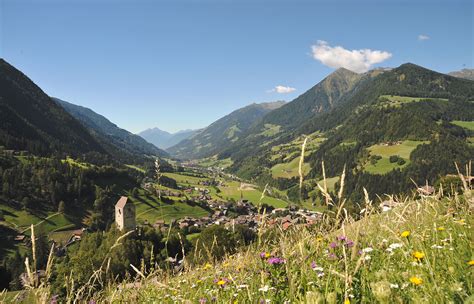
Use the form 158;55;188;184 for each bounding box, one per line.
448;68;474;81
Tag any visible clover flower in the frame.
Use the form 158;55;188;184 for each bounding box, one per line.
267;257;285;265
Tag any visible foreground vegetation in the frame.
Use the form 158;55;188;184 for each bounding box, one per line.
3;171;471;303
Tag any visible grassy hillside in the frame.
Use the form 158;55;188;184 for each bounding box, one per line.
21;177;471;303
168;101;286;159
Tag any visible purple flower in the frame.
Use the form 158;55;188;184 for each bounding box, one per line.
267;257;285;265
345;240;354;247
329;242;337;249
50;295;58;304
328;253;337;260
311;261;317;269
337;235;347;241
199;299;207;304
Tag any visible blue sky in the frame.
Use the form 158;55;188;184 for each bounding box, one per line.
1;0;472;133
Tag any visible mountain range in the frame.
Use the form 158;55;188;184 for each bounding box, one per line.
138;128;198;150
0;58;166;163
54;98;168;160
0;59;105;157
449;68;474;81
167;101;286;159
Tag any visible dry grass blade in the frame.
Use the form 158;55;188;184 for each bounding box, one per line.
299;137;308;196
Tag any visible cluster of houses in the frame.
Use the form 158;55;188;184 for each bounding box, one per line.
145;198;324;233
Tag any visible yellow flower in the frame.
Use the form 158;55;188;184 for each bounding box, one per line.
413;251;425;261
203;263;212;270
401;230;410;238
216;280;226;286
344;299;351;304
454;219;465;225
437;227;445;231
409;276;423;285
316;237;324;242
196;279;203;284
468;260;474;266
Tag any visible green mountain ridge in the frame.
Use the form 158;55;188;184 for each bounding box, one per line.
54;98;168;161
219;63;474;201
0;59;106;157
167;101;286;159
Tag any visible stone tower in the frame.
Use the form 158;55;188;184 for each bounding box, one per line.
115;196;136;231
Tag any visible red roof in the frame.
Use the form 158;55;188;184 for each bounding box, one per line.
115;196;129;209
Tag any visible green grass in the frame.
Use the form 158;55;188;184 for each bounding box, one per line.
62;157;91;168
364;140;429;174
197;156;234;169
130;189;210;224
451;120;474;131
271;156;310;179
378;95;448;108
95;188;473;303
124;164;146;173
316;176;339;192
258;124;281;137
162;172;208;185
219;181;287;208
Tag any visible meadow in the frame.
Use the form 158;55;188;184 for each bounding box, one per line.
364;140;429;174
33;173;471;303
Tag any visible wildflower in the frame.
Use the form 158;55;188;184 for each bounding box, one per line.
390;283;399;289
362;247;373;253
203;263;212;270
199;298;207;304
401;230;410;238
258;285;270;292
409;276;423;285
329;242;337;249
310;262;323;272
345;240;354;247
316;237;323;242
468;260;474;266
215;278;228;287
430;245;443;249
267;257;285;265
260;252;271;259
328;253;337;260
344;299;351;304
364;255;371;261
412;251;425;261
454;219;465;225
337;235;347;241
437;227;445;231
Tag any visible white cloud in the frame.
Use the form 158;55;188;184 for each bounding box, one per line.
418;34;430;41
268;85;296;94
311;40;392;73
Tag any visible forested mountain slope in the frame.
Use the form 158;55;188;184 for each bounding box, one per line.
0;59;105;157
168;101;285;159
54;98;168;160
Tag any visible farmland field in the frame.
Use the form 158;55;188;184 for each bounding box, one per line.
364;140;429;174
451;120;474;131
378;95;448;107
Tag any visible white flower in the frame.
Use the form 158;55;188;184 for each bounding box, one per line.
237;284;248;289
382;239;388;243
389;243;403;249
431;245;443;249
317;272;325;277
312;266;324;272
390;283;399;289
364;255;371;261
362;247;373;253
259;285;270;292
